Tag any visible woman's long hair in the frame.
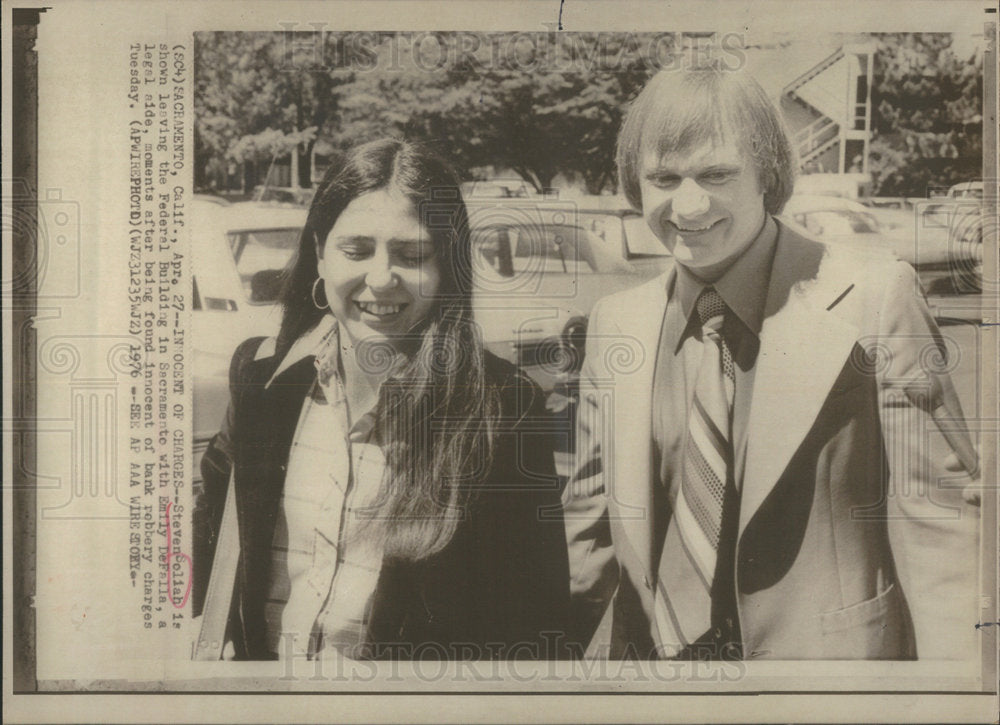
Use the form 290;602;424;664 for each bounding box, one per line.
278;138;500;561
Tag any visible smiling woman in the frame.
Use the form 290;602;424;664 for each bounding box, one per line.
318;188;441;351
192;139;571;662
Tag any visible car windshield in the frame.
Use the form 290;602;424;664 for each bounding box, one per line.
797;209;880;236
227;228;300;303
622;216;670;257
472;222;633;280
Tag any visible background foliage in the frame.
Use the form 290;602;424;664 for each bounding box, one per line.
194;31;984;197
868;33;983;196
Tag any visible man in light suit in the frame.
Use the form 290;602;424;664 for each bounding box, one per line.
563;67;979;660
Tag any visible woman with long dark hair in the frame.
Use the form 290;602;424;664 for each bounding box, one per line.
193;138;570;661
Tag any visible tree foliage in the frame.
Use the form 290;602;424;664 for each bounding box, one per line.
194;32;983;198
868;33;982;196
195;31;663;194
194;31;355;189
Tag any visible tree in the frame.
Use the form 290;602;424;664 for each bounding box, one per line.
868;33;982;197
333;32;662;193
195;31;668;195
194;31;355;191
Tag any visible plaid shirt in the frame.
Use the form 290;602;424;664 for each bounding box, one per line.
263;320;385;659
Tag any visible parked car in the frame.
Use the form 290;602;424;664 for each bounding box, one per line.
942;182;985;293
946;181;983;200
461;179;540;199
897;182;984;293
192;199;671;475
191;199;305;472
192;193;233;207
251;185;316;206
468;203;672;391
781;194;981;295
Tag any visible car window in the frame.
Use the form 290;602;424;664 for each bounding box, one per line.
581;214;625;249
511;224;595;274
918;203;953;228
472;223;634;279
798;210;879;236
472;226;517;279
622;216;671;257
948;185;983;199
227;228;300;304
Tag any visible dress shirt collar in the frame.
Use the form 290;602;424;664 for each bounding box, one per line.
671;214;777;348
265;315;338;388
266;316;380;442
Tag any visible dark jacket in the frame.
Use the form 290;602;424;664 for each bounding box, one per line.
193;336;571;660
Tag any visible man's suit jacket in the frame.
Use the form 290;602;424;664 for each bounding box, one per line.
564;221;976;660
193;337;571;660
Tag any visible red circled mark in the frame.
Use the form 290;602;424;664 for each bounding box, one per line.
165;501;193;608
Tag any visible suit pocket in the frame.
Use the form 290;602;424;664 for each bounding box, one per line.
820;582;898;635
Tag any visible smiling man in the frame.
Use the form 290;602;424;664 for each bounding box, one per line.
562;67;978;660
639;138;768;278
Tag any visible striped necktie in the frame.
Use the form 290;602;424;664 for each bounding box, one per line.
654;287;736;656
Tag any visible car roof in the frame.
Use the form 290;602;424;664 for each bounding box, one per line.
783;195;873;215
191;198;647;244
947;181;983;197
192;197;641;227
576;208;642;218
193;193;232;206
466;204;641;220
222;201;308;230
191;198;307;233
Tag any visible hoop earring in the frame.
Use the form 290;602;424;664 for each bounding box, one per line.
311;278;329;310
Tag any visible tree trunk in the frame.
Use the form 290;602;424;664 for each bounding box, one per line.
299;139;315;188
512;166;543;194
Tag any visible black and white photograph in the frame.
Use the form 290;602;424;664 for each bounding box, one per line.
3;1;997;722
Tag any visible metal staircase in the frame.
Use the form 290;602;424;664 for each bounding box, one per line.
795;116;840;167
784;48;848;169
783;48;845;99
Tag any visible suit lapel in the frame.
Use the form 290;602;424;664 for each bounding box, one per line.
739;229;861;536
611;273;670;584
234;352;316;655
